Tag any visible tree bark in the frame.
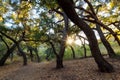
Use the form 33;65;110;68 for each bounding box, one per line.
0;35;9;50
56;55;64;68
29;49;34;61
82;39;87;58
27;46;33;61
81;0;120;46
49;12;68;69
56;13;68;69
70;46;76;59
97;21;120;46
34;48;40;62
0;44;16;66
57;0;114;72
96;24;116;58
0;31;26;65
35;52;40;62
79;37;87;58
17;44;27;65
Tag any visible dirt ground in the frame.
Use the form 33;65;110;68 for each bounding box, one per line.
0;57;120;80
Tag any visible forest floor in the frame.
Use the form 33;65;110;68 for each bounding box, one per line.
0;56;120;80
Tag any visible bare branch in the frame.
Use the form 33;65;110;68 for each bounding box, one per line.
49;41;58;56
84;0;96;15
75;6;95;19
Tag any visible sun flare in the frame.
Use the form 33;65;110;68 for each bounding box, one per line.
66;37;74;45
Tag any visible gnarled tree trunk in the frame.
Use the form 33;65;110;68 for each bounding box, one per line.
34;48;40;62
29;49;34;61
0;44;16;66
49;13;68;69
57;0;114;72
96;24;116;58
70;46;75;59
17;44;27;65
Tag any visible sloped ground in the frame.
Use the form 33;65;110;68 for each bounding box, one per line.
0;57;120;80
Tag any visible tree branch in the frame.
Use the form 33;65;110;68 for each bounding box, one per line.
49;41;58;56
0;35;9;50
84;0;96;15
0;31;17;43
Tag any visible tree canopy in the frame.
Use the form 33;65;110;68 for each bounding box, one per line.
0;0;120;73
